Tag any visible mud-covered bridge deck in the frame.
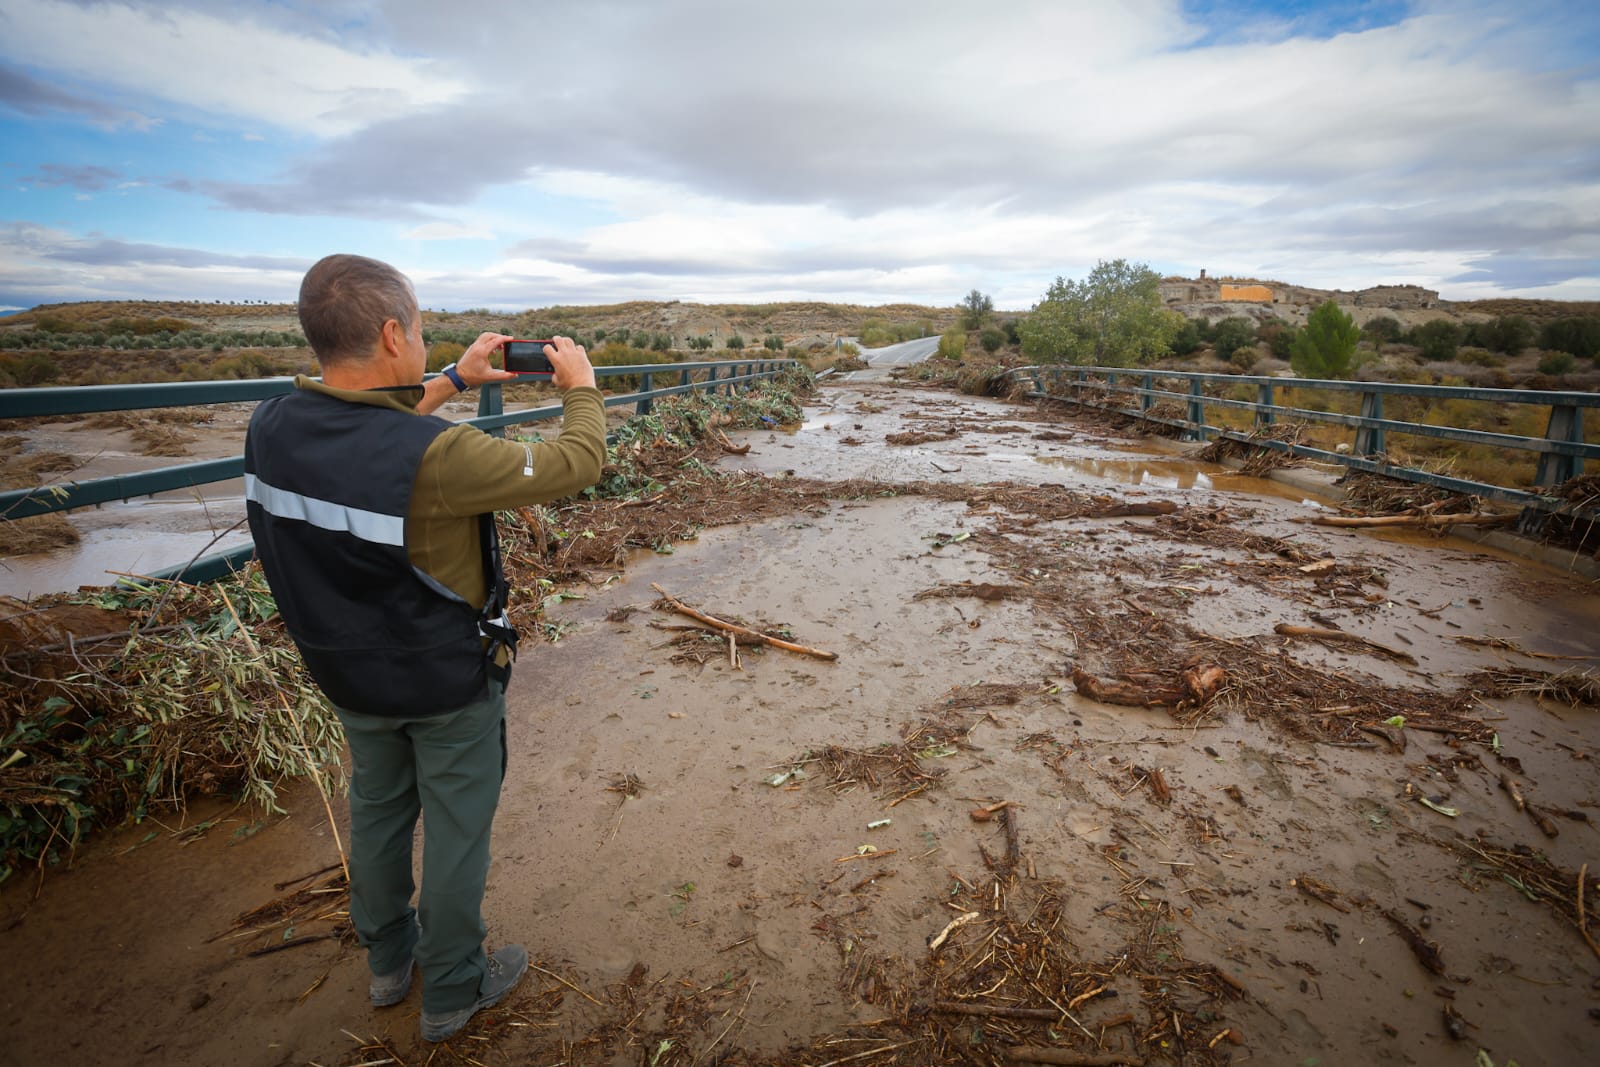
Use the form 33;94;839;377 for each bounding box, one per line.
4;378;1598;1067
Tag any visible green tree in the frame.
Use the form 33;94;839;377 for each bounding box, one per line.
763;334;784;350
1289;301;1360;379
979;326;1005;353
1016;259;1179;367
726;334;745;351
960;289;994;331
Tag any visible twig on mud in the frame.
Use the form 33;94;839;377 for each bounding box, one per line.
530;963;604;1007
1579;864;1600;962
933;1001;1061;1019
651;583;838;661
928;911;981;951
1000;1051;1145;1066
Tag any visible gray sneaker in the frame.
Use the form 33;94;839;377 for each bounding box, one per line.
419;944;530;1042
369;958;413;1007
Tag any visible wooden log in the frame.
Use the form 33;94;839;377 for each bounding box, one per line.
1293;513;1513;530
651;584;837;661
1273;623;1417;665
1070;665;1226;707
1085;500;1177;518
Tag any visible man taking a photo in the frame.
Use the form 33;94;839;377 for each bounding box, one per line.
245;253;605;1041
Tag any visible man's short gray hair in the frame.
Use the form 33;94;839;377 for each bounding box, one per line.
298;254;418;365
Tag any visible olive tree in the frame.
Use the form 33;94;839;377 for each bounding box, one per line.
1289;301;1360;379
1017;259;1179;367
960;289;994;331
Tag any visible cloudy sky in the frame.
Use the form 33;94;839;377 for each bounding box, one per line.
1;0;1596;314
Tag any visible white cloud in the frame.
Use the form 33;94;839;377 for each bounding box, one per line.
402;221;496;241
0;0;468;136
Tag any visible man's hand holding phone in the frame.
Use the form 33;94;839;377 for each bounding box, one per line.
503;337;596;391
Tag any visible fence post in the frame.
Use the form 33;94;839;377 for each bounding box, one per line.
478;382;503;438
637;372;653;416
1185;378;1205;441
1354;389;1384;457
680;367;692;390
1257;382;1275;426
1141;374;1154;412
1533;403;1583;486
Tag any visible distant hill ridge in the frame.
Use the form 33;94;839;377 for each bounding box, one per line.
5;284;1596;339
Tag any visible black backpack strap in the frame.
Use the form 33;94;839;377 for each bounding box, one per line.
476;513;519;683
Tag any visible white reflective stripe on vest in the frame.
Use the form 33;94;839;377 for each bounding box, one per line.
245;473;406;547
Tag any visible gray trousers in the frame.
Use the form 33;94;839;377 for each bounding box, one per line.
334;679;506;1013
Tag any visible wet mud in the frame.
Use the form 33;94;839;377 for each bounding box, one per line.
3;380;1597;1066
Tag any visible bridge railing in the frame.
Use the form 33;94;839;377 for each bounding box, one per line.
1007;364;1598;521
0;359;798;582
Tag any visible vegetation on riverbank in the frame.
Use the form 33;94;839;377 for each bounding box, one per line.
0;370;815;886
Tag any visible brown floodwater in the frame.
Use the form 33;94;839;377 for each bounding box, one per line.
3;380;1596;1066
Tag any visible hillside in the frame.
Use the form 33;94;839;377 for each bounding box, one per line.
3;298;962;346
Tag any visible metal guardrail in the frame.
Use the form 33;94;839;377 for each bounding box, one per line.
1007;364;1597;521
0;358;798;582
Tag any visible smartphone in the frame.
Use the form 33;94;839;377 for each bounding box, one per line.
502;340;555;377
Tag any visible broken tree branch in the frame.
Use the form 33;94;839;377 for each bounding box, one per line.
651;584;837;661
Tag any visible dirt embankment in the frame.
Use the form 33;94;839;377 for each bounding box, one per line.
4;378;1597;1067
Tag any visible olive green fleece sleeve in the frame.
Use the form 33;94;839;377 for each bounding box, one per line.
414;387;606;518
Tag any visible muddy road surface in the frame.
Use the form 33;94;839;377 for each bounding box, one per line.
3;379;1598;1067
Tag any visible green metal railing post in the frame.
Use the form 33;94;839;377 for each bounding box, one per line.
1141;374;1154;412
1534;403;1583;486
478;382;504;438
680;367;692;389
1185;379;1205;441
637;373;654;416
1257;382;1275;426
1354;390;1384;456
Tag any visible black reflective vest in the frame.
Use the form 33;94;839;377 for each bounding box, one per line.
244;387;516;718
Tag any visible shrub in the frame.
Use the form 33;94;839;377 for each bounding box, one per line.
1538;317;1600;361
650;333;671;352
937;328;966;360
763;335;784;351
1169;318;1205;356
726;334;745;351
1457;347;1504;368
1411;319;1463;362
1256;317;1296;359
1478;315;1533;355
427;341;466;372
1361;316;1403;346
1537;351;1577;375
12;352;61;385
1211;317;1258;364
979;326;1005;354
